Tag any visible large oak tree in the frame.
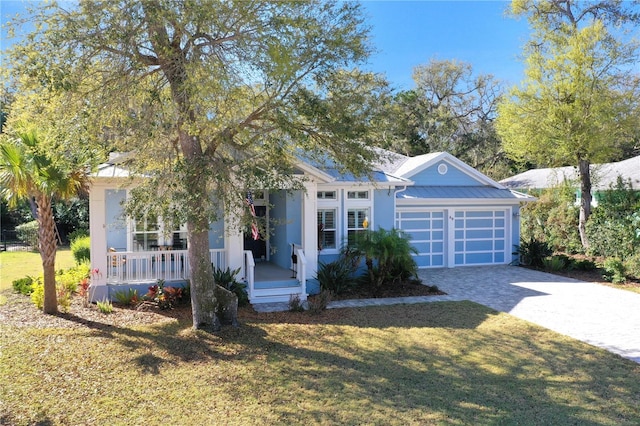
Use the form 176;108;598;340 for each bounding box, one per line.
5;0;388;329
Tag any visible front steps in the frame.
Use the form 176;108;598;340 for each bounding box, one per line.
249;278;306;304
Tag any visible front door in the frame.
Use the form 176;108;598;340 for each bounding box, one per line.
244;205;267;261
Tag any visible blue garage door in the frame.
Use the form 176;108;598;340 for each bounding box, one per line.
454;210;507;266
396;210;445;268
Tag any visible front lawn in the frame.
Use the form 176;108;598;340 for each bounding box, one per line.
0;248;76;292
1;301;638;425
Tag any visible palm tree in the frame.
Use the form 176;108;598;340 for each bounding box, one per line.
0;128;89;314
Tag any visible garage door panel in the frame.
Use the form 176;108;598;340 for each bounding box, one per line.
454;209;508;266
397;209;445;269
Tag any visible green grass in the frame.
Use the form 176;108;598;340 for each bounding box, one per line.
0;248;76;292
1;302;639;425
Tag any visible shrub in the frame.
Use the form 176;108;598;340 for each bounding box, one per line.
16;220;39;250
623;253;640;281
350;228;418;290
571;258;597;271
30;278;45;310
213;267;249;307
96;299;113;314
519;184;582;253
307;289;332;314
586;178;640;260
67;228;89;244
12;276;35;295
602;258;626;284
113;288;139;305
142;280;186;309
70;236;91;264
543;254;569;272
316;259;356;295
56;263;91;294
514;238;552;268
288;294;305;312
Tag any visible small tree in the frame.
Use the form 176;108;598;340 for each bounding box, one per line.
0;127;90;314
351;228;418;292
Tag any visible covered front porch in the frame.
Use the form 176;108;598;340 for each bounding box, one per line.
90;241;312;305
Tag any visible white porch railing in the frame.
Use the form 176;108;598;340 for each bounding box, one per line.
106;249;226;284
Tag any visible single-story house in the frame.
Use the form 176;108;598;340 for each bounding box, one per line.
88;150;534;305
500;155;640;205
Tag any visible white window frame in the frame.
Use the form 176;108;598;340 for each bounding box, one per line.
317;187;340;254
344;187;373;247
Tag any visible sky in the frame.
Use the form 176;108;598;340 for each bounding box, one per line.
1;0;532;90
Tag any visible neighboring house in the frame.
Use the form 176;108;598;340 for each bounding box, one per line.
88;150;534;305
500;156;640;205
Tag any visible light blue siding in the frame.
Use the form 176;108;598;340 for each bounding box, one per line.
373;189;395;229
409;162;481;186
106;189;127;250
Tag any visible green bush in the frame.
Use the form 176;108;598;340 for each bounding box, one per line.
70;236;91;264
212;267;248;307
543;255;568;272
623;253;640;280
350;228;418;290
16;220;39;250
602;258;626;284
56;263;91;294
586;178;640;260
67;228;89;244
514;238;552;268
12;276;35;295
96;299;113;314
570;258;597;271
519;184;582;254
30;278;45;310
316;259;357;295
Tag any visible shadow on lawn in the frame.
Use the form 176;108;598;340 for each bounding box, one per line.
227;303;640;424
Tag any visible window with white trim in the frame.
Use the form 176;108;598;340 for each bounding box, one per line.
317;191;336;200
317;209;337;250
132;213;187;251
347;190;369;200
347;208;370;245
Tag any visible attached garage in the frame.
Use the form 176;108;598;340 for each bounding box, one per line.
388;152;535;268
397;207;512;268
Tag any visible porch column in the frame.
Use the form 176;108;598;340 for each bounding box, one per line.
301;180;318;278
224;214;244;275
89;184;108;300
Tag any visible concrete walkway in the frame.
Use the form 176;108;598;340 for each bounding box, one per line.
253;265;640;363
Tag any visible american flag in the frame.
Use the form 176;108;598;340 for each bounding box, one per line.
246;191;260;240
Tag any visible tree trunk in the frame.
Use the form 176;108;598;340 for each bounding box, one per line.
37;195;58;314
180;131;219;331
578;158;592;249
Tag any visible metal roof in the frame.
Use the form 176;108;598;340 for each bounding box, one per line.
397;186;533;200
500;156;640;190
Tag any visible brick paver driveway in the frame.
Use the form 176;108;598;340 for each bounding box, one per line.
420;265;640;363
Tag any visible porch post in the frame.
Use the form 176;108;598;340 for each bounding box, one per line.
301;181;318;281
225;215;244;277
89;184;108;300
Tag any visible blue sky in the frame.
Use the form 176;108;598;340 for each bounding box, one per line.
1;0;532;89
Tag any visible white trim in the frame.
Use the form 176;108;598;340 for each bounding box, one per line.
393;152;507;189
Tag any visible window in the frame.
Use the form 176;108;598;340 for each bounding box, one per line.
317;191;336;200
132;213;159;251
317;209;337;250
347;190;369;200
132;213;187;251
347;208;369;245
